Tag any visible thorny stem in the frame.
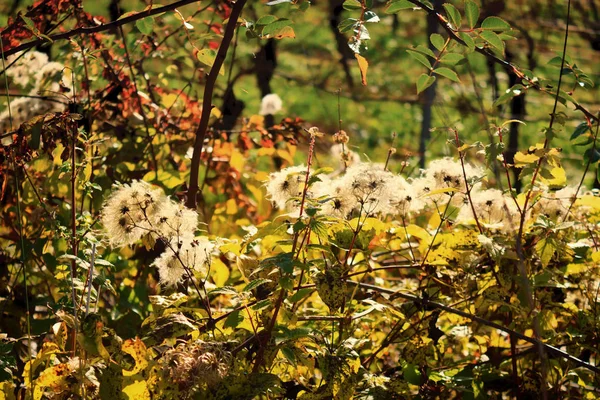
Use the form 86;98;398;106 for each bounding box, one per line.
69;119;79;356
563;114;599;222
354;281;600;374
186;0;247;209
452;128;483;233
515;1;572;395
253;130;318;372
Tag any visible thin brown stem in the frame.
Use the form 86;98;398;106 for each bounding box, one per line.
186;0;247;208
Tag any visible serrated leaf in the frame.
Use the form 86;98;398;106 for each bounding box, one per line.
407;49;432;69
439;52;463;65
343;0;362;10
584;148;600;164
136;17;154;35
430;33;445;51
338;18;358;33
256;15;277;25
570;122;590;141
364;11;380;23
481;16;511;31
385;0;414;13
416;74;436;94
433;67;460;82
442;3;462;28
243;278;273;292
403;363;423;385
224;310;244;328
464;0;479;29
480;30;504;52
415;44;436;58
459;32;475;49
274;25;295;39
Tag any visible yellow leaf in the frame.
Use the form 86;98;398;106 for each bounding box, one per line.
274;25;295;39
35;363;71;392
211;257;230;287
0;381;16;400
514;151;539;167
122;380;151;400
230;149;245;172
355;54;368;86
404;224;431;241
543;166;566;187
122;338;149;377
225;199;238;215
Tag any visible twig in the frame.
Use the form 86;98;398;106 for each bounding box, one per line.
2;0;204;58
186;0;247;208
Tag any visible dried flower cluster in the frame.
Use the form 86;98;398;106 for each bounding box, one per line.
266;157;483;219
265;157;592;231
161;340;230;394
101;181;214;286
0;51;71;136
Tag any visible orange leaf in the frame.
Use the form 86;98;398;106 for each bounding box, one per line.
355;54;368;86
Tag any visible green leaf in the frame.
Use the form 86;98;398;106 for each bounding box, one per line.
433;67;460;82
416;74;436;94
262;19;294;37
439;52;464;65
136;17;154;35
288;288;314;303
196;48;217;68
442;3;462;29
430;33;445;51
480;30;504;52
481;16;511;31
338;18;358;33
584;148;600;164
459;32;475;49
243;278;273;292
224;310;243;328
415;44;436;59
364;11;380;23
343;0;362;10
256;15;277;25
403;363;423;385
406;49;432;69
570;122;590;141
385;0;414;13
464;0;479;29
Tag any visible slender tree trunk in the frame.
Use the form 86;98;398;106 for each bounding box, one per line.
255;39;277;128
418;0;439;168
329;0;354;90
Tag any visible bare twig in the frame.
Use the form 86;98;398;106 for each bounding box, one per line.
186;0;246;208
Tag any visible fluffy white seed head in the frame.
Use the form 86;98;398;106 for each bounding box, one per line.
101;180;168;247
265;165;309;211
153;235;214;286
259;93;282;116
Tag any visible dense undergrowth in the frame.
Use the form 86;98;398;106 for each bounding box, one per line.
0;0;599;399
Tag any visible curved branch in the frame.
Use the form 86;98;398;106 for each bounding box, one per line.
347;280;600;374
1;0;202;58
186;0;247;209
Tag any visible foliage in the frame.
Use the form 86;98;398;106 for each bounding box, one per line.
0;0;599;399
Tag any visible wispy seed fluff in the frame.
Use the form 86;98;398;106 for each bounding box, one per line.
265;165;309;211
259;93;283;116
101;180;168;247
455;188;518;232
532;186;580;220
339;163;395;215
153;235;214;286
